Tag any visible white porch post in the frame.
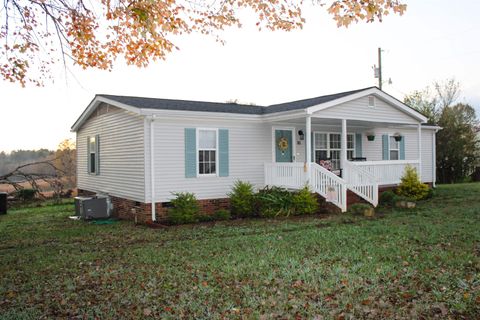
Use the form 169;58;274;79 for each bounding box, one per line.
341;119;347;174
417;123;422;180
305;115;312;183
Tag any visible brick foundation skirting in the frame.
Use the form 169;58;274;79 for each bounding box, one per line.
77;189;230;223
78;183;433;223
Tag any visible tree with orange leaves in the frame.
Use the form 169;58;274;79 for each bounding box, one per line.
1;0;407;87
55;138;76;188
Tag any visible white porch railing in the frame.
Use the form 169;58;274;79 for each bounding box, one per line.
264;162;306;189
349;160;420;185
310;163;347;212
344;162;378;206
264;162;347;212
264;160;420;212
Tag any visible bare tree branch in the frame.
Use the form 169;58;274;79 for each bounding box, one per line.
0;159;65;201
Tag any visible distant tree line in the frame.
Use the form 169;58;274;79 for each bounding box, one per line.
404;79;479;183
0;139;76;191
0;149;55;177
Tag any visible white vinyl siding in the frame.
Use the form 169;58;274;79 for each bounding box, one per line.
145;119;271;203
313;96;418;124
77;105;145;202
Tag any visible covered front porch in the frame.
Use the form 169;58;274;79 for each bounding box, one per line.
264;115;425;212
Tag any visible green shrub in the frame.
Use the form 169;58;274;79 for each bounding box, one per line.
396;165;430;201
213;209;231;221
425;187;435;199
393;195;413;202
292;186;319;215
228;181;255;218
197;210;231;222
16;189;36;202
197;214;213;222
167;192;199;225
256;186;294;218
379;190;397;206
349;203;374;217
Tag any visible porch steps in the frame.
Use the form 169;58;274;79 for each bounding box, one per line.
314;190;371;213
265;161;408;212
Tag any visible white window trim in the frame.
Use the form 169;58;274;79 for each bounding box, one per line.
88;136;97;175
313;131;356;164
388;135;400;160
196;128;219;177
368;95;375;108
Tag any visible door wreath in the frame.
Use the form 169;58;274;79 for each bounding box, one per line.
278;137;289;151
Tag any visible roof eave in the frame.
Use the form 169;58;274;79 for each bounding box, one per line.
70;96;142;132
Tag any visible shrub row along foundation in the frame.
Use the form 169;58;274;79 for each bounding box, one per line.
78;166;433;225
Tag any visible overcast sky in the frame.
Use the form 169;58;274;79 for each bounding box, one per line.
1;0;479;152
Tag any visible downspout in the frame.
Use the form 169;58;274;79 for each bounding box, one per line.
149;116;156;222
417;123;422;179
433;129;438;188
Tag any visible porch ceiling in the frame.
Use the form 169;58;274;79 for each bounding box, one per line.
271;117;419;129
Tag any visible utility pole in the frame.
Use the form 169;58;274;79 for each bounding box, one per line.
373;47;387;90
378;47;382;90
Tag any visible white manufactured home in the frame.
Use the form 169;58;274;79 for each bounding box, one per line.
71;87;439;221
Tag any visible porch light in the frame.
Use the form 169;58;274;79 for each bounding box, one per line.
298;130;305;141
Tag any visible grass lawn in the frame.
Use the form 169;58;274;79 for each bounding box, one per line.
0;184;479;319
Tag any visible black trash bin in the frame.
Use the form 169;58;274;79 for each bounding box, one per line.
0;192;7;214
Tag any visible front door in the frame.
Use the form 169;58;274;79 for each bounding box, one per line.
275;129;293;162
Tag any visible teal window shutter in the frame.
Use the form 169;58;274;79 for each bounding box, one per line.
95;134;100;175
355;133;362;157
382;134;389;160
184;128;197;178
87;136;91;174
399;136;406;160
218;129;229;177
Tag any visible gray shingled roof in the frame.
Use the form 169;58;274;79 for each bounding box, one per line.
98;87;375;115
263;87;373;114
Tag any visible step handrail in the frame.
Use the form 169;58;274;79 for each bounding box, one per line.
344;161;378;206
309;163;347;212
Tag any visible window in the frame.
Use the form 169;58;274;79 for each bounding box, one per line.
198;129;217;175
314;132;355;170
88;136;97;174
329;134;342;170
314;133;328;163
368;96;375;108
389;136;400;160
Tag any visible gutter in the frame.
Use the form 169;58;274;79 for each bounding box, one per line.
432;127;440;188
